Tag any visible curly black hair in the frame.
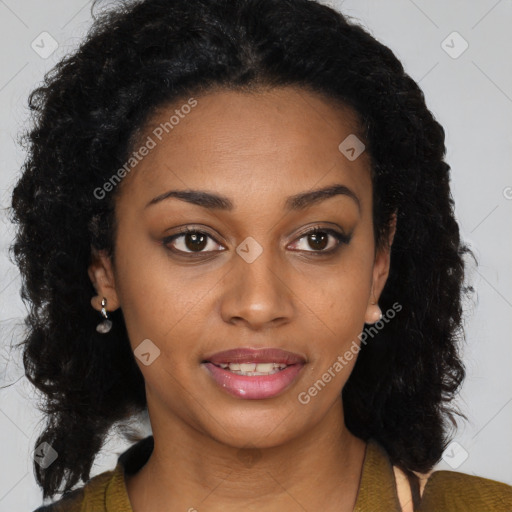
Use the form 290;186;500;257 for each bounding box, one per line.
8;0;475;501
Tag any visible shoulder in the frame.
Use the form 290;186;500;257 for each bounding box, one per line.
31;487;84;512
31;468;117;512
417;470;512;511
30;435;153;512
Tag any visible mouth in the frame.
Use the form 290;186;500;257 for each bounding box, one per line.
201;347;306;400
208;361;290;376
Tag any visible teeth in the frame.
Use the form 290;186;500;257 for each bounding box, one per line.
251;363;274;372
216;362;288;375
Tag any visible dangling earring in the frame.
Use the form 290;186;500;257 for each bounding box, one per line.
366;301;383;324
96;297;113;333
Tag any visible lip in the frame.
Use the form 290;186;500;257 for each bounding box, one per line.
201;347;306;400
203;347;306;365
202;361;304;400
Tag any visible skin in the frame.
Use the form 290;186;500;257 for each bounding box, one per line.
88;86;397;512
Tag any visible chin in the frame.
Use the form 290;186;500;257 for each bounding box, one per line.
199;408;305;449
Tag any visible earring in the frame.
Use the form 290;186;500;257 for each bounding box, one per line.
366;301;383;324
96;297;113;334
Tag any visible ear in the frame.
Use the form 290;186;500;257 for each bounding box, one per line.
88;247;120;312
364;212;397;322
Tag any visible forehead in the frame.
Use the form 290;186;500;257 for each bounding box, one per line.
118;86;372;211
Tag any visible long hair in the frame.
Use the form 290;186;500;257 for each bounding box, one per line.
9;0;474;499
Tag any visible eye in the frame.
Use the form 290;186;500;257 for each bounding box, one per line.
162;225;352;257
162;227;225;255
288;226;352;255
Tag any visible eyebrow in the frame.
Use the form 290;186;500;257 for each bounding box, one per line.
145;184;361;214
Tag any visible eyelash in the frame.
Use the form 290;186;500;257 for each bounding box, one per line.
161;225;352;258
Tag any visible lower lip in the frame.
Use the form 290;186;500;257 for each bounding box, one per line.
202;362;304;400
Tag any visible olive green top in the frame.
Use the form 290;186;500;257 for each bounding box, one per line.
33;435;512;511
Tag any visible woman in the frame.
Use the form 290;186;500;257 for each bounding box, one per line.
10;0;512;510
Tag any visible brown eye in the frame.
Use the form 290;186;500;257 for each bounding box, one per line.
289;227;352;255
306;231;329;251
163;228;225;254
182;232;208;251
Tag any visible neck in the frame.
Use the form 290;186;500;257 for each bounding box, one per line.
125;401;367;512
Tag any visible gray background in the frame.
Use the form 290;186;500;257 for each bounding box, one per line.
0;0;511;509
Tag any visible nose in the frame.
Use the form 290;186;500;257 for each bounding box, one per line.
219;244;295;330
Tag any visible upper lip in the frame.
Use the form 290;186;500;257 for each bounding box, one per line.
203;348;306;365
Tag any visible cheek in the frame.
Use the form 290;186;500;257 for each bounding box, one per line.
298;273;371;400
117;267;206;351
299;249;374;361
308;277;368;357
112;228;203;348
311;252;372;322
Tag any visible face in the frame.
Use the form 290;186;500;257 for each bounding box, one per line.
89;86;394;449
